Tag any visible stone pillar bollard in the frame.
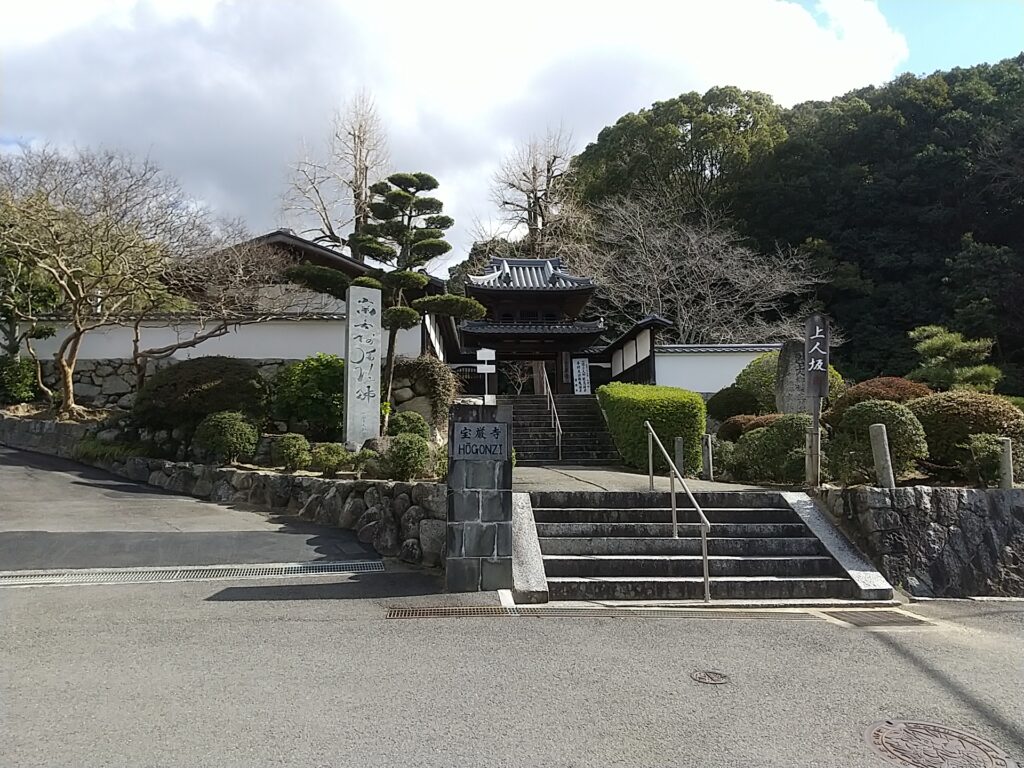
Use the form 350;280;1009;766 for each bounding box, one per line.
869;423;896;489
701;434;714;481
674;436;686;476
445;403;514;592
999;437;1014;490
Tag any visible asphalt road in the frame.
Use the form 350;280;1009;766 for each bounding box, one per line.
0;447;373;570
3;579;1022;768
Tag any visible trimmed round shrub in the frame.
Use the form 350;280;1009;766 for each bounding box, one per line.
388;410;431;440
826;377;932;425
272;433;311;472
734;352;779;413
907;391;1024;466
348;448;377;479
382;306;420;331
735;351;845;413
717;414;758;442
706;385;760;422
351;275;384;291
596;382;705;473
826;400;928;482
310;442;348;478
273;353;346;441
965;433;1021;486
133;357;270;431
0;356;37;405
193;411;258;463
384;433;431;481
1002;395;1024;412
730;413;810;484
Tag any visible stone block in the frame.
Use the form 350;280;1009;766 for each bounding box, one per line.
100;376;131;395
774;339;806;413
480;490;511;522
445;558;480;592
465;461;499;490
399;538;422;564
463;522;496;557
447;523;464;558
480;557;513;591
419;519;445;566
357;520;379;544
400;505;427;540
396;395;432;423
393;387;415;404
451;491;480;522
413;483;447;518
193;477;214;498
495;521;512;557
339;495;367;529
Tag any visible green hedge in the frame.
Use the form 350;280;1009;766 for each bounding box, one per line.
596;382;705;473
706;385;759;422
908;391;1024;466
729;413;810;484
0;356;37;405
273;353;345;440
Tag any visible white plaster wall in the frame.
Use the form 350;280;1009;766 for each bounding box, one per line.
623;340;637;369
636;329;651;361
655;351;766;395
24;319;422;361
423;313;445;362
612;349;623;376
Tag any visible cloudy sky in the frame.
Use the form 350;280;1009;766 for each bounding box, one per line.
2;0;1022;275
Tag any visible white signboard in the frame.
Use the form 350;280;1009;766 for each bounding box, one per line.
476;348;496;362
572;357;591;395
344;285;382;447
476;363;496;374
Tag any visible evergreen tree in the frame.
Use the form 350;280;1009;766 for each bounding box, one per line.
907;325;1002;393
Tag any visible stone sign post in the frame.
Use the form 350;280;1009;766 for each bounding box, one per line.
344;285;382;449
804;314;830;487
445;403;514;592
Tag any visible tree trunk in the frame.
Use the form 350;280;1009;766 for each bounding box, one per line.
380;325;399;434
55;332;84;420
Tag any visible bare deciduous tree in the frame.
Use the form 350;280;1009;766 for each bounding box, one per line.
571;195;819;344
500;360;533;396
490;127;575;259
1;147;297;417
283;90;389;259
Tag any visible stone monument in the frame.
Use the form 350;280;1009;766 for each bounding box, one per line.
445;403;514;592
775;339;807;413
344;285;382;448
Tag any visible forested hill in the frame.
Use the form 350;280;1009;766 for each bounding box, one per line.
572;54;1024;390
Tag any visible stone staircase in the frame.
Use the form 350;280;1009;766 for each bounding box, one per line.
531;490;890;601
498;394;621;466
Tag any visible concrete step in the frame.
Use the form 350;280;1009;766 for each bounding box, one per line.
517;459;625;467
535;522;811;538
546;576;859;601
531;507;802;524
529;491;791;510
518;450;622;461
542;555;842;578
540;536;828;557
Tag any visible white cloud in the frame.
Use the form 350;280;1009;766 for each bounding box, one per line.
0;0;908;274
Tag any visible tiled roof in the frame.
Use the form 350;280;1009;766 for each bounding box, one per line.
460;319;605;335
467;258;594;289
656;343;782;354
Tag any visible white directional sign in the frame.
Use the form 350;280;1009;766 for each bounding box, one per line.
476;363;496;374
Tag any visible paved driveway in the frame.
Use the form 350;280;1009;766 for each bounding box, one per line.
0;447;374;570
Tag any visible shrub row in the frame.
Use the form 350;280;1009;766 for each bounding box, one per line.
596;382;705;473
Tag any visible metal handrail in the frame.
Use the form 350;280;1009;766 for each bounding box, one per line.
644;421;711;603
540;365;563;461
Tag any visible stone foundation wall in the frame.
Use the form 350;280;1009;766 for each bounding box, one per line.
0;413;446;567
819;486;1024;597
38;358;291;409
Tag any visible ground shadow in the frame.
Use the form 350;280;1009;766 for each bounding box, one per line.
872;630;1024;752
204;571;443;602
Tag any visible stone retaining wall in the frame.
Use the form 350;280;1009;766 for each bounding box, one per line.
0;412;446;567
38;358;290;409
819;486;1024;597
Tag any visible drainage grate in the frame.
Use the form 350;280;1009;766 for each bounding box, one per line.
865;720;1017;767
824;610;930;627
0;560;384;587
386;606;820;620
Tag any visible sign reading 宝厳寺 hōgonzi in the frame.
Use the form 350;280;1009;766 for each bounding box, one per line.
450;423;509;460
804;314;831;398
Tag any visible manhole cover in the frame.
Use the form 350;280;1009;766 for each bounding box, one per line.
690;670;729;685
865;720;1017;767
